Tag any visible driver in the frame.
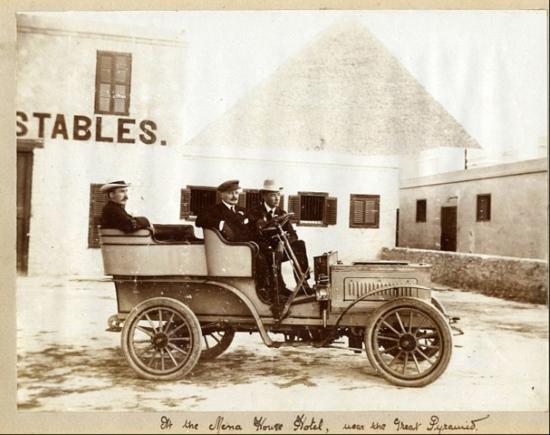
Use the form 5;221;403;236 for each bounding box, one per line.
247;179;312;297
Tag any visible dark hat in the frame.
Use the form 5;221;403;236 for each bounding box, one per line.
100;180;130;192
217;179;241;192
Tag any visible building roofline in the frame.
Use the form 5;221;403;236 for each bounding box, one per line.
400;157;548;189
17;14;185;47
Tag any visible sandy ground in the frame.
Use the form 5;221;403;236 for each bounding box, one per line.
16;276;548;412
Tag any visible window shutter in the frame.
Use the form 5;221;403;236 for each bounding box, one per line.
279;194;285;211
238;192;247;208
288;195;300;223
180;188;191;219
324;197;337;225
365;196;380;227
88;184;108;248
350;199;364;226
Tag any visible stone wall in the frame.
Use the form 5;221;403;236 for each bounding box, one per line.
381;247;548;304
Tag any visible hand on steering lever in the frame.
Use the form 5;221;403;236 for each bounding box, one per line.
259;213;293;233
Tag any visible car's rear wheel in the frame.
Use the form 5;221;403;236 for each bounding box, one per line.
200;324;235;360
365;297;452;387
121;297;201;380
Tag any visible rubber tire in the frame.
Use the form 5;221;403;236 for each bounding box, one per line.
199;326;235;361
365;297;452;387
121;297;202;381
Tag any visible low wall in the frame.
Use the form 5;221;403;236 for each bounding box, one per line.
380;247;548;304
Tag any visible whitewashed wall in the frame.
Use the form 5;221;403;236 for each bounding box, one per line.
17;15;400;276
17;16;186;275
26;145;399;275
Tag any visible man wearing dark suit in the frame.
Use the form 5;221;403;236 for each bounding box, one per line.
195;179;252;242
100;180;196;241
196;180;271;299
247;179;312;297
100;180;151;232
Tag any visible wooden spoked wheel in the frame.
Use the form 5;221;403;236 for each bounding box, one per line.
365;297;452;387
121;297;201;380
200;324;235;361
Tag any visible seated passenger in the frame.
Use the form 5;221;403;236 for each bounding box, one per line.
100;180;151;232
195;179;271;299
100;180;195;242
195;179;252;242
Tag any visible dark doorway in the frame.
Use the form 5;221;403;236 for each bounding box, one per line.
440;206;457;252
395;208;399;246
17;150;34;274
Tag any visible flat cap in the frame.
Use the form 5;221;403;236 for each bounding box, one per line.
217;179;241;192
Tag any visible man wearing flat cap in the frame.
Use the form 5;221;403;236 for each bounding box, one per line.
247;179;312;297
195;179;271;295
195;179;252;242
100;180;151;233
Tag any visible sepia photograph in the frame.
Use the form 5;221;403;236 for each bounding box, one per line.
2;2;548;433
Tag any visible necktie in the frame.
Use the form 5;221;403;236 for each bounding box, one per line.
231;206;236;213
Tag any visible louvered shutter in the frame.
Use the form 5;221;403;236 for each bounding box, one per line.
287;195;300;223
279;194;285;211
350;198;365;227
180;188;191;219
238;192;247;208
245;190;261;210
88;184;108;248
364;196;379;227
350;195;380;228
324;197;337;225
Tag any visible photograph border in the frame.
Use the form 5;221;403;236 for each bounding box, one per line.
1;1;548;433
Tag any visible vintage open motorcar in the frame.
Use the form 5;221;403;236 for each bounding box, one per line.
100;214;459;387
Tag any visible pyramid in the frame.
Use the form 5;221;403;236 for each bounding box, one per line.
185;19;481;155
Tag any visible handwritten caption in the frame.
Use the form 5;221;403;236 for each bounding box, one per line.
159;413;490;434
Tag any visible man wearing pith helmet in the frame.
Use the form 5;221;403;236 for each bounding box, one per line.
247;179;312;298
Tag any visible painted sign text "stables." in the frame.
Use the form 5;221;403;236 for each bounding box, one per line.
16;111;167;145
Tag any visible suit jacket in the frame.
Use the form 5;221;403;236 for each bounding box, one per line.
195;202;252;242
101;200;150;233
247;202;298;248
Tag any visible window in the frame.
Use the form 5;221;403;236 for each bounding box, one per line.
240;190;285;211
180;186;218;220
349;194;380;228
287;192;337;226
88;184;108;248
95;51;132;115
477;194;491;221
242;189;262;210
416;199;427;222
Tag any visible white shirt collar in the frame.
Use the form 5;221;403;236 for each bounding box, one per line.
222;200;235;211
264;203;276;214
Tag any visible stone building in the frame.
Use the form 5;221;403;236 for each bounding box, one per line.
397;157;548;259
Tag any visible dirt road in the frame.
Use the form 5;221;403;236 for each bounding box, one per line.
16;276;548;412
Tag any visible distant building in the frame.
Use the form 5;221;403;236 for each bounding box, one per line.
397;157;548;260
17;16;479;276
